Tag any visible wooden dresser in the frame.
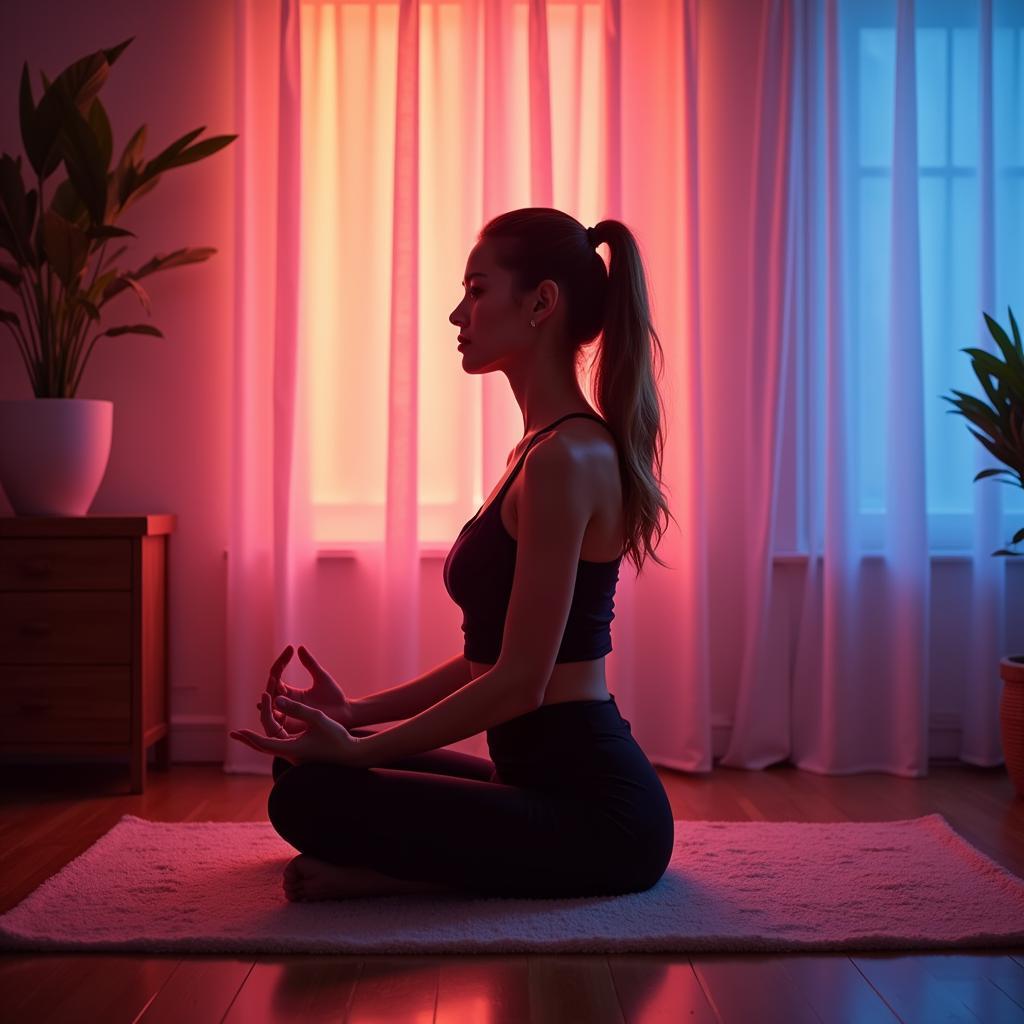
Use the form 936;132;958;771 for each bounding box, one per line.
0;514;176;793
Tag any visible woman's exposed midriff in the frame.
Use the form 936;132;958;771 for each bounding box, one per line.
469;656;611;706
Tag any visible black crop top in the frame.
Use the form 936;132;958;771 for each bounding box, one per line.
442;412;622;664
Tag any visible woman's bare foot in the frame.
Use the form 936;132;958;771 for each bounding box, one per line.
282;853;453;901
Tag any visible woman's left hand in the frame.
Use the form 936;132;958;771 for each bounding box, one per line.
230;694;367;767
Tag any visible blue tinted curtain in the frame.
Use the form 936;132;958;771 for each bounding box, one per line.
763;0;1022;776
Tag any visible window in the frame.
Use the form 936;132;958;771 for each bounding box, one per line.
845;0;1024;553
300;0;604;544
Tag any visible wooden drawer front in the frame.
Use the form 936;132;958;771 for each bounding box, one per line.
0;666;130;744
0;538;132;591
0;592;132;664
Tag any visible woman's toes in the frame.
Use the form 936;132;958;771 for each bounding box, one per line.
281;853;357;901
284;854;306;882
283;854;308;900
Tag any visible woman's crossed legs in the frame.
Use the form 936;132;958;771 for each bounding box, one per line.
267;727;620;900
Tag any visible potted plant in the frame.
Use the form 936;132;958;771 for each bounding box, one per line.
0;37;236;515
942;307;1024;797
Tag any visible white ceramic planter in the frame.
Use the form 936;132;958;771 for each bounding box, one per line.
0;398;113;516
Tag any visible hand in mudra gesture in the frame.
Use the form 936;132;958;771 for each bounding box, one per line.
230;688;364;766
259;644;355;734
229;645;364;766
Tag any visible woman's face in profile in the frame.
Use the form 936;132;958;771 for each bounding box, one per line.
449;243;524;370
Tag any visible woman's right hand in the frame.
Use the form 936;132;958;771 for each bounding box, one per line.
260;644;355;732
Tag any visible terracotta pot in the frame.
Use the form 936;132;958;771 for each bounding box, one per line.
1000;655;1024;798
0;398;113;516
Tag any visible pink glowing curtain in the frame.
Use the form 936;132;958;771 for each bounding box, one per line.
226;0;312;774
225;0;1017;778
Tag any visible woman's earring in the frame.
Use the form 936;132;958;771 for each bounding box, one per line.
530;319;536;328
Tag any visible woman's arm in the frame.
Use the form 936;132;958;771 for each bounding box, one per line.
345;652;473;728
342;449;517;730
354;662;535;766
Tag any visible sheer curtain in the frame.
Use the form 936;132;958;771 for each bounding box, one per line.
784;0;1022;775
225;0;1022;777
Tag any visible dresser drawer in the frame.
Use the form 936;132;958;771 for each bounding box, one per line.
0;666;130;744
0;538;132;591
0;592;132;664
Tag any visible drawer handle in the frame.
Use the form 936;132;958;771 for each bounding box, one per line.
20;559;54;578
21;622;52;637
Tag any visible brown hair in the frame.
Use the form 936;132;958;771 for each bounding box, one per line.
479;207;677;573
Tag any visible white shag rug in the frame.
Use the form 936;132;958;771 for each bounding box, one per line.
1;813;1022;954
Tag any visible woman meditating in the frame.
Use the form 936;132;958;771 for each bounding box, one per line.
230;208;677;902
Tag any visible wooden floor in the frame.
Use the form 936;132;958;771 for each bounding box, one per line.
1;758;1023;1023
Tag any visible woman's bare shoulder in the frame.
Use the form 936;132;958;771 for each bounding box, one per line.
557;415;619;465
528;417;620;498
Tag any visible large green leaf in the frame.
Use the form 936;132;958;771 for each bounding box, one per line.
99;39;134;68
50;83;108;225
101;323;162;338
965;425;1017;468
98;246;216;305
113;128;235;221
1007;404;1023;447
1009;307;1023;358
66;292;101;322
41;209;90;289
0;262;21;289
19;63;51;180
964;346;1024;407
143;127;207;177
25;60;103;182
945;405;1002;444
117;274;152;315
112;124;147;210
0;217;18;263
83;269;118;308
973;467;1018;483
85;224;135;244
0;155;34;266
85;97;114;198
940;390;1000;427
148;133;237;173
134;246;217;274
37;73;65;181
54;42;129;111
982;312;1024;394
49;175;88;226
117;174;160;219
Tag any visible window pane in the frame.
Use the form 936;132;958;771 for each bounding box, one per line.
858;174;890;513
926;173;980;514
859;29;895;168
916;28;947;167
993;28;1023;167
952;28;978;167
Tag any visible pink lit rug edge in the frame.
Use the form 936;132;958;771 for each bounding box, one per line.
1;812;1023;954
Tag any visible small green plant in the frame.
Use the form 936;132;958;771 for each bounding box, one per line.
941;307;1024;557
0;37;237;397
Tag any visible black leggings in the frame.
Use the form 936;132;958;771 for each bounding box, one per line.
267;695;675;899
